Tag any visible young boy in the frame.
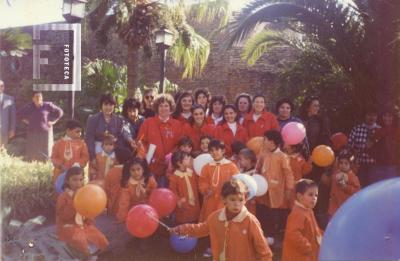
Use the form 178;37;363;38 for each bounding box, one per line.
92;134;116;180
328;153;360;217
171;179;273;261
198;139;240;222
256;130;294;244
51;120;89;183
282;179;323;261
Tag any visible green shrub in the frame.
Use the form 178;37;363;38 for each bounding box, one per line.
0;150;53;221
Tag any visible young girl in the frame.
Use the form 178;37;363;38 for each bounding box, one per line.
116;158;158;222
199;135;212;154
198;139;240;222
238;148;258;215
51;120;89;184
172;91;194;124
165;136;194;177
91;134;116;180
104;147;133;215
171;179;273;261
206;95;226;126
328;153;360;217
214;104;249;157
282;179;323;261
284;143;312;182
230;141;247;166
256;130;294;243
56;167;109;258
169;151;200;224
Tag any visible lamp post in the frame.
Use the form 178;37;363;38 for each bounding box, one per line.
155;28;174;93
62;0;86;119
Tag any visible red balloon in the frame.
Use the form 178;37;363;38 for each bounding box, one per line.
331;132;348;151
149;188;177;217
126;204;159;238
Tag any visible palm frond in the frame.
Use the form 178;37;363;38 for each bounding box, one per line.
187;0;230;29
0;28;32;57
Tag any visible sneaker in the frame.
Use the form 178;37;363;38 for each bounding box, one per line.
266;237;275;246
203;247;212;258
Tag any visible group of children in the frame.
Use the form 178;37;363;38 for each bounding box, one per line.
52;119;361;260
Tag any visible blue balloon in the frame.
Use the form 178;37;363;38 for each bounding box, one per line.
55;171;67;195
169;234;198;253
320;178;400;261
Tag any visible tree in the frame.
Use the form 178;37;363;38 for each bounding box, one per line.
227;0;400;110
87;0;211;97
0;28;32;57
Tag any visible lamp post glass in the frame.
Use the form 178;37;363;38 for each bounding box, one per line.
155;28;174;47
63;0;87;22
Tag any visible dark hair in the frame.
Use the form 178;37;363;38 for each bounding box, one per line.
295;179;318;195
153;93;176;114
299;96;319;119
264;130;283;147
209;139;225;150
65;120;82;130
238;148;257;165
221;179;248;198
276;98;295;113
120;158;151;188
234;93;252;113
122;98;141;119
194;88;211;105
32;91;43;97
142;88;157;109
378;108;399;128
208;95;227;116
288;143;304;154
115;147;133;165
231;141;246;155
189;104;207;126
200;135;212;142
99;93;116;108
63;166;83;189
177;136;194;148
337;150;354;162
102;133;116;145
222;104;239;123
173;91;194;119
171;151;190;170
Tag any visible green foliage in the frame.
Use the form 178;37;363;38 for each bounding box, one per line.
150;78;180;94
186;0;230;29
0;150;53;221
0;28;32;57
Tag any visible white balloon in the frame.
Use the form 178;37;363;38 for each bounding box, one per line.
233;174;258;200
252;174;268;196
193;153;213;176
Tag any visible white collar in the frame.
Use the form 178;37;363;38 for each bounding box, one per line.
209;158;231;166
294;200;311;210
101;150;115;158
63;135;73;141
159;116;170;123
182;111;192;119
218;206;249;222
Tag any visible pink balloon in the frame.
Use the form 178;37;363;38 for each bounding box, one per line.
126;204;159;238
281;122;306;145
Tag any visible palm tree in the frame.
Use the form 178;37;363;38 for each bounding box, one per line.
227;0;400;109
87;0;212;97
0;28;32;57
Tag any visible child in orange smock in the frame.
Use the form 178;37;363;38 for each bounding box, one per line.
56;167;109;258
198;139;240;222
51;120;89;183
116;157;157;222
328;153;360;217
282;179;323;261
169;151;200;224
171;179;273;261
238;148;258;215
92;134;116;180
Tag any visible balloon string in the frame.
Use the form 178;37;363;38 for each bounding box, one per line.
147;213;170;230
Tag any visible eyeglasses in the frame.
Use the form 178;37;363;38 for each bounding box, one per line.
145;95;154;100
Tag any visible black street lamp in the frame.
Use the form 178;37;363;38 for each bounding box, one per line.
155;28;174;94
62;0;86;119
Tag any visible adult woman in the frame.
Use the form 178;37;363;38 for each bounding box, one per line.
206;95;226;126
194;88;211;110
368;108;400;183
141;88;157;118
19;91;63;161
137;94;183;186
235;93;252;125
243;95;279;139
183;104;215;152
276;98;303;129
172;91;194;124
85;93;129;164
121;98;145;152
215;105;248;156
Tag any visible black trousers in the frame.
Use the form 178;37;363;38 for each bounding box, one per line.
256;204;289;239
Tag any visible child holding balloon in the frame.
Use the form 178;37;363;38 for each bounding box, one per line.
116;157;158;222
328;153;360;217
170;179;273;261
169;151;200;224
56;166;109;259
282;179;323;261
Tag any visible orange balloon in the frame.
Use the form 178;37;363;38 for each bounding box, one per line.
312;145;335;167
73;184;107;218
246;136;264;155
